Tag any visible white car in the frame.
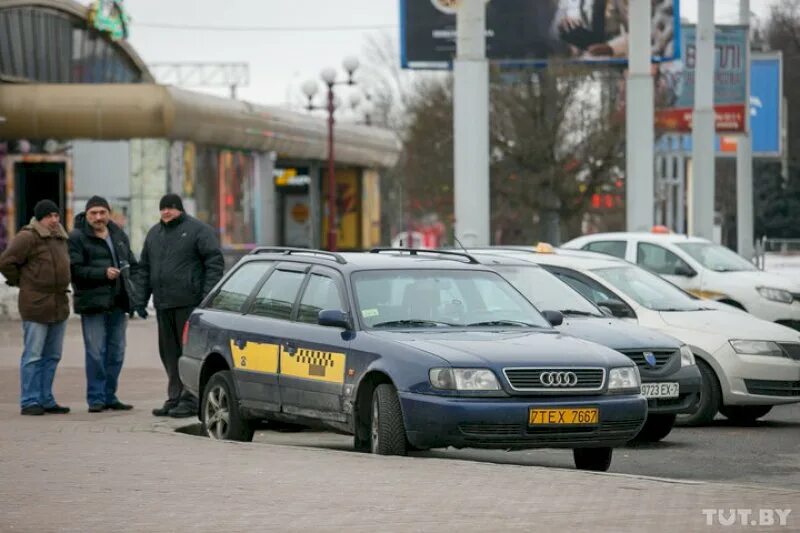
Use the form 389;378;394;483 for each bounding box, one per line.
562;232;800;331
487;249;800;426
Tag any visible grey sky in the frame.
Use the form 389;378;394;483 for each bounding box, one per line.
78;1;775;108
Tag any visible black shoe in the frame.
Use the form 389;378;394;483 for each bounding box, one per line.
152;403;176;417
168;404;197;419
44;404;70;414
88;403;106;413
21;405;45;416
106;401;133;411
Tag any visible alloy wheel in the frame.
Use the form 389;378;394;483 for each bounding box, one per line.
205;384;231;439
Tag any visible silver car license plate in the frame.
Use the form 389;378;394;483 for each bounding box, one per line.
641;382;680;399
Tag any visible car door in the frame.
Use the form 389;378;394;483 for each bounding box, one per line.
275;265;351;422
634;242;700;293
236;262;309;412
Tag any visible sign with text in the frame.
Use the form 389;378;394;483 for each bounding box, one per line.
655;25;747;133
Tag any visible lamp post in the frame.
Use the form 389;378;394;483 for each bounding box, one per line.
301;56;359;251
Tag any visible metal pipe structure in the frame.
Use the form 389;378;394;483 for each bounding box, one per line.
326;84;337;251
625;0;655;231
453;0;490;247
689;0;715;240
737;0;754;258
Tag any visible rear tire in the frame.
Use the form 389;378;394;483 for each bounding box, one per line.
634;414;676;442
719;405;773;424
573;447;613;471
370;383;407;456
678;359;721;426
201;371;254;442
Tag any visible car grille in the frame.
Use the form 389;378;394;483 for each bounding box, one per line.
458;420;642;442
619;350;676;370
744;379;800;397
503;368;605;392
778;343;800;361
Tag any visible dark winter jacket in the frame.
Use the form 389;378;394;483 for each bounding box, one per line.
138;213;224;310
0;218;71;323
68;213;139;314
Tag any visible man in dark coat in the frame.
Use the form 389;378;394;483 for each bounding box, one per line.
0;200;71;415
138;194;224;418
68;196;147;413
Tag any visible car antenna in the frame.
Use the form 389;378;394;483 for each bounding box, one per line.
453;234;468;253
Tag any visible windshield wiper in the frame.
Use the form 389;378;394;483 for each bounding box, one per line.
656;307;695;312
467;320;535;327
373;319;455;328
559;309;599;317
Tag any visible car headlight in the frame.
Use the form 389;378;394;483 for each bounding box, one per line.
680;345;696;367
429;368;501;391
729;340;785;358
608;366;640;391
757;286;793;304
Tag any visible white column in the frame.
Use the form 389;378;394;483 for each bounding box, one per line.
689;0;715;240
626;0;655;231
453;0;490;247
736;0;754;258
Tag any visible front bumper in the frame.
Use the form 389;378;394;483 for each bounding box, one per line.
640;365;702;415
713;344;800;406
399;391;647;451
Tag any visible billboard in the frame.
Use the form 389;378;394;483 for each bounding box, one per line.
655;25;748;133
400;0;680;69
655;53;783;157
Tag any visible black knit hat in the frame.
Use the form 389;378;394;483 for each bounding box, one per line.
34;199;59;221
159;194;184;211
85;195;111;212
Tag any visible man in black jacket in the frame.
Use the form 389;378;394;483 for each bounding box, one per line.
139;194;224;418
68;196;146;413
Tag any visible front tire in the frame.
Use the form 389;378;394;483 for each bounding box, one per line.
678;359;721;426
719;405;773;424
573;447;613;471
634;414;676;442
201;371;254;442
370;383;407;456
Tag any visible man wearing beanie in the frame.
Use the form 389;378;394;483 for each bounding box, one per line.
68;195;146;413
0;199;71;415
138;193;223;418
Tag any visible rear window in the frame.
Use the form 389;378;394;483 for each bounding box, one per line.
208;261;272;313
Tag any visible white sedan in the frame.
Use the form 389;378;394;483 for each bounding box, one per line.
489;249;800;426
562;232;800;331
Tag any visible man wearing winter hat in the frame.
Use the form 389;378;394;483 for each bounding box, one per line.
138;194;224;418
0;200;71;415
68;195;147;413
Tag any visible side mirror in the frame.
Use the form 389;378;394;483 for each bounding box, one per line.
318;310;351;329
597;298;633;319
675;264;697;277
541;310;564;327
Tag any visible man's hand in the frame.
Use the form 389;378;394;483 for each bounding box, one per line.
135;306;148;319
106;267;121;280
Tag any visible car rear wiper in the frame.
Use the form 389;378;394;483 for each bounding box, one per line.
559;309;599;317
372;319;456;328
467;320;535;327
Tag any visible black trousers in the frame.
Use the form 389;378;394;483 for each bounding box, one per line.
156;306;196;408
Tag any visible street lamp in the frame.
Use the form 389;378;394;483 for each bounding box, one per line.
301;56;359;251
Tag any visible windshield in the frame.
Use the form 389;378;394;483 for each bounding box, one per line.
675;242;757;272
592;266;706;312
493;265;603;317
352;269;551;329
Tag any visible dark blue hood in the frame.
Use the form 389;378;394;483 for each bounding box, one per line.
556;316;682;351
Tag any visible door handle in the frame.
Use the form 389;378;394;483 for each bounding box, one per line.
235;338;246;349
283;343;297;356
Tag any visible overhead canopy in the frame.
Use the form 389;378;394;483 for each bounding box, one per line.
0;83;401;168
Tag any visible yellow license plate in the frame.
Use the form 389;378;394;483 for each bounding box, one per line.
528;407;599;426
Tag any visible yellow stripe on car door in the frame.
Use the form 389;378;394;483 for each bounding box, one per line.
280;347;346;384
230;340;279;374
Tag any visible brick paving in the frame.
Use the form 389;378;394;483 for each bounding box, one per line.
0;319;797;532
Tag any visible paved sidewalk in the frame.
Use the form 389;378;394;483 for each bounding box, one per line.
0;319;797;532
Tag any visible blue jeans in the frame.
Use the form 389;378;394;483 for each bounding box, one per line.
20;320;67;409
82;309;127;406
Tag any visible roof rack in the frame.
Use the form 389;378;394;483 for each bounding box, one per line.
248;247;347;264
369;247;480;264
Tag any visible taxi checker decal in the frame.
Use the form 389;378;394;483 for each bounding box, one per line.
281;347;346;384
230;340;279;374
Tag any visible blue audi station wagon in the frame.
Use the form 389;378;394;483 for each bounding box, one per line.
179;248;647;471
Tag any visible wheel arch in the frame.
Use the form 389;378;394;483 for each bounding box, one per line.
352;370;396;440
199;352;231;403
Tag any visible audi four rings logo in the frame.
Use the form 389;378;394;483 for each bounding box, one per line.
539;371;579;387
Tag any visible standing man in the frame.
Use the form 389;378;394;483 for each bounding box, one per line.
68;196;146;413
0;200;71;416
139;194;224;418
